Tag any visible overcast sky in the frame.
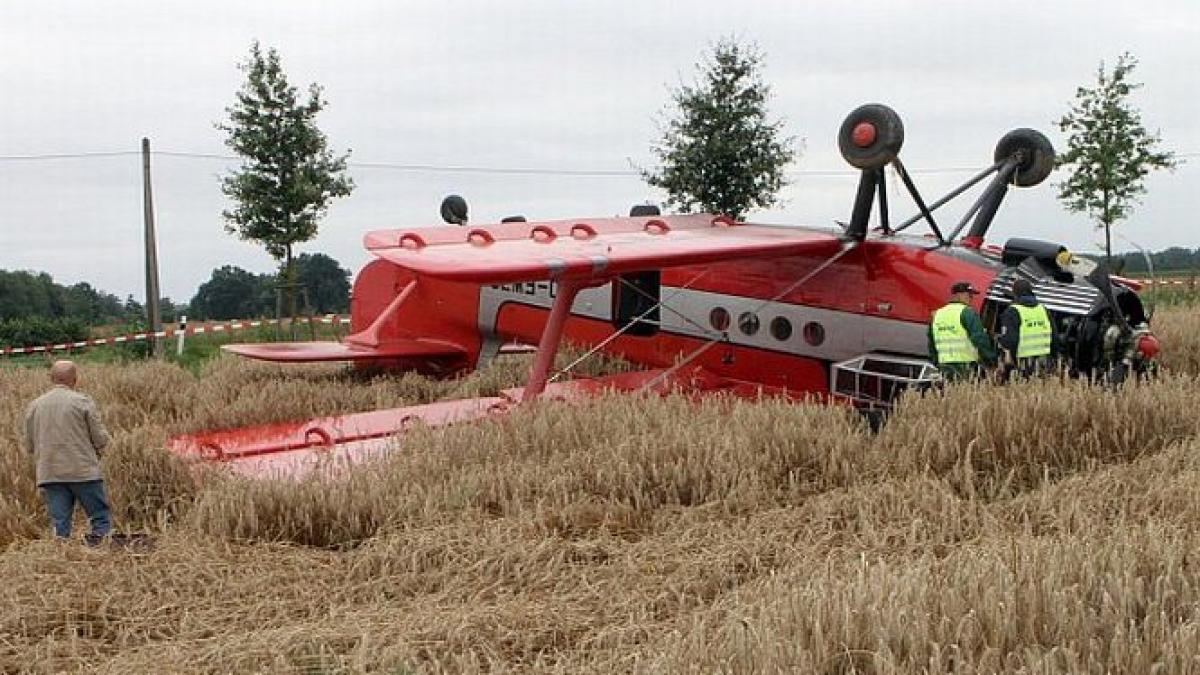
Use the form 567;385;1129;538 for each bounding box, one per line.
1;0;1196;302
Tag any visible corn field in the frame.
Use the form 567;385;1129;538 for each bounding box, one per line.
1;305;1200;673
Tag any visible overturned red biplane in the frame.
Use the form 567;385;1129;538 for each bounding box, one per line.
169;104;1160;478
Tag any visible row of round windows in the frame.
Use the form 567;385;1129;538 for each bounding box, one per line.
708;307;825;346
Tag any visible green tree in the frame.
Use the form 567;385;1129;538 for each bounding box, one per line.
218;42;354;330
189;266;274;320
641;39;796;220
294;253;351;314
62;282;126;325
1056;53;1178;266
0;271;65;321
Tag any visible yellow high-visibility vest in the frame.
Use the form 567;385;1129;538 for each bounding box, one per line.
931;303;979;364
1014;304;1052;359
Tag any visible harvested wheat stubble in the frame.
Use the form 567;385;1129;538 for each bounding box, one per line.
0;306;1199;673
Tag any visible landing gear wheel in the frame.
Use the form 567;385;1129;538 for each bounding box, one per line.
838;103;905;170
994;129;1055;187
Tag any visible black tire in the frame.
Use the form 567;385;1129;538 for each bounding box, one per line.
629;204;661;217
838;103;904;169
440;194;469;225
994;129;1055;187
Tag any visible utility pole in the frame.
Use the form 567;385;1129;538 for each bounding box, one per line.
142;137;163;357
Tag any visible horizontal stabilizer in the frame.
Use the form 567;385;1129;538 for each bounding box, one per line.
364;214;842;283
222;339;466;363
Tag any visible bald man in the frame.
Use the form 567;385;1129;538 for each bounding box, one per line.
23;360;112;542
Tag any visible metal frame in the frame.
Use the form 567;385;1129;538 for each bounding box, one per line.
831;353;941;408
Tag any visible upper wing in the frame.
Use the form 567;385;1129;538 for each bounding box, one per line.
364;214;844;283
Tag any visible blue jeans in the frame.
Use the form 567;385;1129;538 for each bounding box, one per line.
40;480;112;539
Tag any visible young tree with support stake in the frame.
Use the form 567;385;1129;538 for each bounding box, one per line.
642;39;797;221
218;42;353;335
1056;53;1177;268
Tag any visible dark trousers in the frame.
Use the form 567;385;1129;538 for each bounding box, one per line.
40;480;112;539
938;362;987;382
1000;356;1059;382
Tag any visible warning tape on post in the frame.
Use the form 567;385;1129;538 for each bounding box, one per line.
1;315;350;357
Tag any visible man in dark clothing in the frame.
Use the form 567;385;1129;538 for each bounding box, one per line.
998;278;1058;378
928;281;997;381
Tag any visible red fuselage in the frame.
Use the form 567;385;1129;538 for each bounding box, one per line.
349;226;1003;397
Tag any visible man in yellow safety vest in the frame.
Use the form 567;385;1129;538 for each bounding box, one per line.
928;281;997;381
997;278;1058;378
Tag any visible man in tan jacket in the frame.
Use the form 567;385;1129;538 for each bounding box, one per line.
24;360;112;541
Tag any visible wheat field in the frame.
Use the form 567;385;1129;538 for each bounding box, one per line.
1;305;1199;673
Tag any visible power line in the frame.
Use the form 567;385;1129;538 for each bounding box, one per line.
1;148;1197;178
0;150;141;161
0;150;1003;177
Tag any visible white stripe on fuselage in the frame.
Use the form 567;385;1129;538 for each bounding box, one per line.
477;281;927;363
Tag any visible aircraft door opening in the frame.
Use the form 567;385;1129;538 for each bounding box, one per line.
612;271;660;337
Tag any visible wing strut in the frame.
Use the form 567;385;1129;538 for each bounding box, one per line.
522;278;586;402
346;279;416;347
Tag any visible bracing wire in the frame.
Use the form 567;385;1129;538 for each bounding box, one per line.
637;240;859;393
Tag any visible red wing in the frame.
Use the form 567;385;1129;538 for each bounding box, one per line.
363;214;843;283
222;339;465;362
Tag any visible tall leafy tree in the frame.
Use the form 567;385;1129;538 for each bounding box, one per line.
294;253;351;314
1056;53;1177;266
218;42;354;328
642;39;796;220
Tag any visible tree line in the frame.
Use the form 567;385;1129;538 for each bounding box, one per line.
0;252;349;348
1108;247;1200;275
0;271;156;349
188;252;350;320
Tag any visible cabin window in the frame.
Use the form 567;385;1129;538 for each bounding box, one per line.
803;321;825;346
710;307;731;332
770;317;792;341
738;312;760;336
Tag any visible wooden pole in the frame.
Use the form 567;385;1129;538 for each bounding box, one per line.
142;138;163;357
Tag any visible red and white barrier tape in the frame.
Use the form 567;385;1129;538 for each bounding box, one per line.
1133;279;1198;287
2;315;350;357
